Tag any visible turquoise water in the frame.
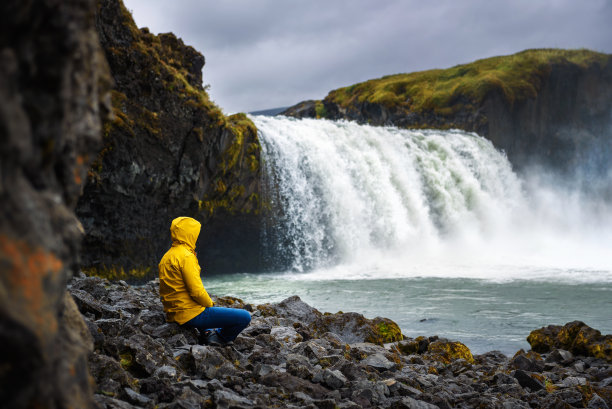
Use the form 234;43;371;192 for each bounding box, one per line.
204;272;612;356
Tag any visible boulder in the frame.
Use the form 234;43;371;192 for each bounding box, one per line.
527;321;612;362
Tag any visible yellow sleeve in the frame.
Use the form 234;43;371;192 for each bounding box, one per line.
182;253;214;307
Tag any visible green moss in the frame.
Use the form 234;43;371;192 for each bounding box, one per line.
366;319;403;345
315;101;328;118
119;352;133;369
427;341;475;364
326;49;611;115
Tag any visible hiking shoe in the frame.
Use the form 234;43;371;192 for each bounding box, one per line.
201;330;232;346
197;329;214;345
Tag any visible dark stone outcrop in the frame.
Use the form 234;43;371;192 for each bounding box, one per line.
282;51;612;174
76;0;264;278
70;275;612;409
0;0;111;407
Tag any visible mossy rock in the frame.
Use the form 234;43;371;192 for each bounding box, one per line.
366;318;404;345
425;340;475;365
527;321;612;362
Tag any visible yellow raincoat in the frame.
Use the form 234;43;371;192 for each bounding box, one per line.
158;217;213;324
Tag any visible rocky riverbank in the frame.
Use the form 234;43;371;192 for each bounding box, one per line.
69;274;611;409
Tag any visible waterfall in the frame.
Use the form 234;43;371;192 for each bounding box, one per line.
253;115;612;279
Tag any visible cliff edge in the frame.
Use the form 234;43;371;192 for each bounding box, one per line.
282;49;612;173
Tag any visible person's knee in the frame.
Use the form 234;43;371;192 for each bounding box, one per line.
239;309;251;326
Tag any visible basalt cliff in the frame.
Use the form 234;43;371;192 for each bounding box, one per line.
76;0;265;278
282;49;612;173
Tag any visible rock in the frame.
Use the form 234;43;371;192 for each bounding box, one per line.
588;394;610;409
494;372;520;386
397;337;430;355
545;349;574;364
94;395;140;409
280;100;318;118
513;370;545;391
261;295;322;324
321;369;348;389
527;321;612;362
270;325;304;345
191;345;229;379
121;387;152;406
561;376;587;387
511;351;545;372
426;340;474;364
154;365;178;380
260;371;330;400
389;396;441;409
214;389;253;409
316;313;404;345
362;353;397;371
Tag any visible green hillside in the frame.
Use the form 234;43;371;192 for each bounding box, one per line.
324;49;610;116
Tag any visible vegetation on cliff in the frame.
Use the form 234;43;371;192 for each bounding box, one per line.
324;49;610;116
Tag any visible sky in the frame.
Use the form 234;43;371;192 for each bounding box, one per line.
123;0;612;114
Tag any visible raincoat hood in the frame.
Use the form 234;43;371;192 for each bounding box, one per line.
170;216;201;251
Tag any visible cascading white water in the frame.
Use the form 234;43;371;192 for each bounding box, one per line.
253;115;612;281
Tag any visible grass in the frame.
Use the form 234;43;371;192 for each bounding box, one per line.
326;49;610;115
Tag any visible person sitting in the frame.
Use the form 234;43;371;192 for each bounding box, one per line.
158;216;251;345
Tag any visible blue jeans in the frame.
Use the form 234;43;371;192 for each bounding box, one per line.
183;307;251;342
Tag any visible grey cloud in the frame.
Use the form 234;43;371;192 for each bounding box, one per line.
123;0;612;113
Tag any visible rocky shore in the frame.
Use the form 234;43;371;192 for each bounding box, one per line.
69;274;611;409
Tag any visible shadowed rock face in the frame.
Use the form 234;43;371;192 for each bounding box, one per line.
0;0;111;407
76;0;264;277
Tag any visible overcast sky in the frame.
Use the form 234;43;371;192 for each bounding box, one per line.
123;0;612;114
